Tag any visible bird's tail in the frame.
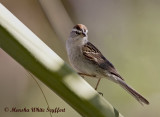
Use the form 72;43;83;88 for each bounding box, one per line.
117;79;149;105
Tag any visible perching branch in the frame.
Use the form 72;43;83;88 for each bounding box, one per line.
0;4;123;117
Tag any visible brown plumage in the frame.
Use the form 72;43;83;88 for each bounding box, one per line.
66;24;149;105
82;42;124;80
74;24;88;31
82;42;149;105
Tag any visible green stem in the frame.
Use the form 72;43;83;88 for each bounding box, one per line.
0;4;123;117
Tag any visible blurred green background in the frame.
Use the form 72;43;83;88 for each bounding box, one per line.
0;0;159;117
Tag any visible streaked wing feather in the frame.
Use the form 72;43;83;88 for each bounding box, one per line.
82;42;124;80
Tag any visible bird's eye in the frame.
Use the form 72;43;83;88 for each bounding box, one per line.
75;31;80;35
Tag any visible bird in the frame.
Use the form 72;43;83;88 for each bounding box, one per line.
66;24;149;105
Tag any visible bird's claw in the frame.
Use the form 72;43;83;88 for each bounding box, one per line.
98;92;103;96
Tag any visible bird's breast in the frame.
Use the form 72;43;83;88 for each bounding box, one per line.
66;44;100;76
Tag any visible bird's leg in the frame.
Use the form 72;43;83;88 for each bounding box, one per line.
78;73;84;78
78;73;103;96
95;78;103;96
78;73;96;77
95;78;101;90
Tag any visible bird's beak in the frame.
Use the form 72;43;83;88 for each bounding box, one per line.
82;32;86;37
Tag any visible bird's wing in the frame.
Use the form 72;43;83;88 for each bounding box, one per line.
82;42;123;80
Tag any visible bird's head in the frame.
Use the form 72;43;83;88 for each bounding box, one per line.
70;24;88;39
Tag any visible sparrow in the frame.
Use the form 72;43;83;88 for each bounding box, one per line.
66;24;149;105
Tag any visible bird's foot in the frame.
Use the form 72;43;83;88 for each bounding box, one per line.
98;92;103;96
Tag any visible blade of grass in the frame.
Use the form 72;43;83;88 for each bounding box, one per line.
0;4;123;117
